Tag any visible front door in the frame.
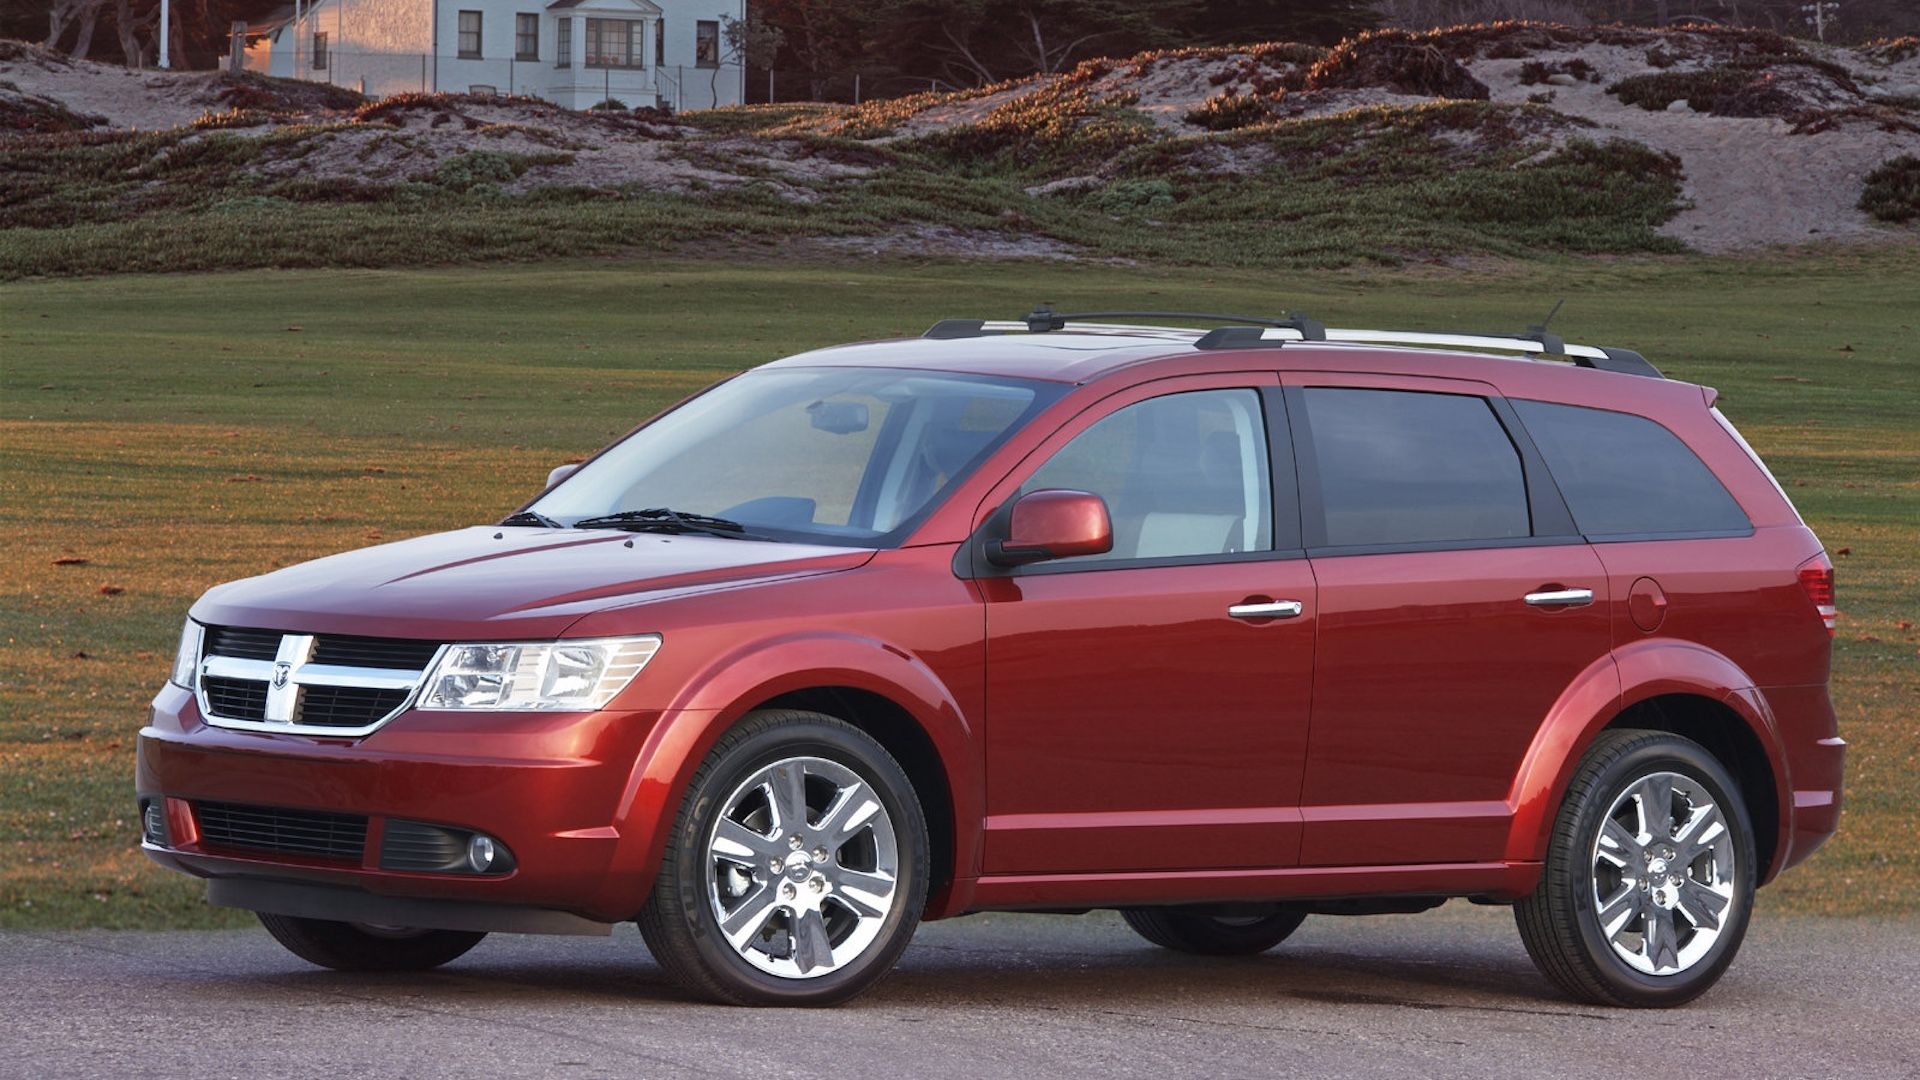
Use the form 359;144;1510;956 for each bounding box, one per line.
1284;374;1613;867
977;376;1317;875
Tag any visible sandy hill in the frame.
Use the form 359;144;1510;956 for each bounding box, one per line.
3;25;1917;269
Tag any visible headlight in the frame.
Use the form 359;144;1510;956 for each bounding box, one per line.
417;635;661;711
170;619;202;690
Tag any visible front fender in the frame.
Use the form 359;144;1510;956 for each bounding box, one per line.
1504;639;1787;879
580;631;979;921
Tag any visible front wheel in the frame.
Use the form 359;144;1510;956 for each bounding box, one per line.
257;913;485;972
1515;729;1755;1008
1121;905;1307;956
637;710;930;1006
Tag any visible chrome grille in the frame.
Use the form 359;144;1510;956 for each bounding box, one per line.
206;626;281;660
310;634;442;670
196;626;440;736
297;685;414;728
196;801;367;861
202;675;269;721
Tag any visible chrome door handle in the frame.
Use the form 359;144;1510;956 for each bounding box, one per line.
1525;588;1594;608
1228;601;1304;620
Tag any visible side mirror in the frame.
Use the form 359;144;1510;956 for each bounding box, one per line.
987;489;1113;567
546;463;580;489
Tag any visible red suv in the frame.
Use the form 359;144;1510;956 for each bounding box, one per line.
139;309;1843;1008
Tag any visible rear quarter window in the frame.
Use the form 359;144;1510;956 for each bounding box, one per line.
1512;400;1750;538
1299;387;1531;547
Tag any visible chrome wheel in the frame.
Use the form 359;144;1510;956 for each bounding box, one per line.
1590;770;1738;976
706;755;900;980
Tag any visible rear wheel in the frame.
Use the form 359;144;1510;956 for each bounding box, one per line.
1121;906;1307;956
257;913;485;972
637;710;929;1006
1516;729;1755;1008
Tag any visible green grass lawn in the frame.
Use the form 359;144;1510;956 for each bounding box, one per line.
2;251;1915;929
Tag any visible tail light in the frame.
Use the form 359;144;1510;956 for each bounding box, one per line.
1797;554;1837;636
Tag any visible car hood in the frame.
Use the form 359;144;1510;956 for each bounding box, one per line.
191;526;874;640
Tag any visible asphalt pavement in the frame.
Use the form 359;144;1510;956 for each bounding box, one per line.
3;904;1915;1079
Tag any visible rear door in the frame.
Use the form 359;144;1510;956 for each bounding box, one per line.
1285;374;1613;867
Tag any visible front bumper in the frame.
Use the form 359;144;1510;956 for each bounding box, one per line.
138;682;671;925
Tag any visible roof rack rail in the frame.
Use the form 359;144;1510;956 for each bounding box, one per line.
922;306;1664;379
924;305;1326;341
1193;326;1663;379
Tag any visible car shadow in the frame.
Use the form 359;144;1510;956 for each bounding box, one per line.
222;933;1599;1019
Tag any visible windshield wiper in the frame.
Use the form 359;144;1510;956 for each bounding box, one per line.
500;510;566;529
571;508;771;541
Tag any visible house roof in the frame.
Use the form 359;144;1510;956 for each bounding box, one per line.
547;0;663;11
245;4;295;35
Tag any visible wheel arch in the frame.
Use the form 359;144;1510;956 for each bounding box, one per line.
595;632;980;922
1507;639;1791;885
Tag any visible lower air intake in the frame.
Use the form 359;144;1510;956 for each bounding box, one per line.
195;801;368;862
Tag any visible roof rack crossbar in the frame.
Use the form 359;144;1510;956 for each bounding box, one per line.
1015;304;1326;340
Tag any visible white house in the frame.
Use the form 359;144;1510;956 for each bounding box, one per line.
245;0;746;111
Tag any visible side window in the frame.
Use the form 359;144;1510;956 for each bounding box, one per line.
457;10;483;58
1299;388;1529;548
1022;389;1272;563
695;20;720;66
1513;400;1751;537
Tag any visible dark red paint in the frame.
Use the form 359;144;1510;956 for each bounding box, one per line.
139;335;1842;924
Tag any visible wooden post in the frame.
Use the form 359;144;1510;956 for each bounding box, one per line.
229;21;247;73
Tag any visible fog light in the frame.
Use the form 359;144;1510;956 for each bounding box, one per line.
140;799;169;847
467;834;497;873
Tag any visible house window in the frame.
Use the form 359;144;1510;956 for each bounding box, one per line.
655;18;664;66
515;14;538;61
556;17;571;68
585;18;643;69
458;10;482;59
312;31;328;71
695;20;719;68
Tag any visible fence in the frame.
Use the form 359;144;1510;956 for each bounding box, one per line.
259;49;745;111
255;47;979;112
741;69;970;107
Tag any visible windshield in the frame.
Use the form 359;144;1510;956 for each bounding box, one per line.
531;367;1060;546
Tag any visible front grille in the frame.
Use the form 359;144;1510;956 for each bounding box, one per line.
310;634;442;670
197;626;438;734
297;686;413;728
206;626;281;660
195;801;367;861
202;676;269;721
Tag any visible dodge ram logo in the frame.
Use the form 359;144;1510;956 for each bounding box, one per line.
271;660;292;690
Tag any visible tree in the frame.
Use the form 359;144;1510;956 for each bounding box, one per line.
1177;1;1381;46
756;0;872;98
44;0;108;55
873;0;1202;87
720;11;785;105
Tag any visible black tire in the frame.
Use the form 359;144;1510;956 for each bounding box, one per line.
1515;729;1757;1008
1120;906;1308;956
637;709;930;1006
256;913;485;972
